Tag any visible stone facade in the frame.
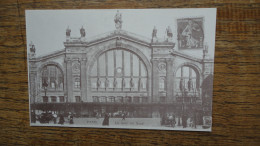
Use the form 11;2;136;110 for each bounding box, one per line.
28;29;214;110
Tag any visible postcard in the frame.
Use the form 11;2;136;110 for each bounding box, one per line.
26;8;216;131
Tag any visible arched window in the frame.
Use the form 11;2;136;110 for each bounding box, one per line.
159;77;165;91
41;65;64;90
175;66;198;96
90;49;148;92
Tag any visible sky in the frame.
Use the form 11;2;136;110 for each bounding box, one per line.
26;9;216;58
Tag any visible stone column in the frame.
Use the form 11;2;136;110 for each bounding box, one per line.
80;58;87;102
166;58;174;102
29;71;37;104
29;61;37;104
151;59;159;102
66;58;73;102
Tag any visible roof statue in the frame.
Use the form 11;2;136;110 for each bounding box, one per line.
66;26;71;37
80;26;86;37
114;10;122;30
29;41;36;59
165;26;173;42
29;41;36;53
152;26;158;43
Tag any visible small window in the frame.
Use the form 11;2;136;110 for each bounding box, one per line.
100;97;107;102
115;96;123;103
75;96;81;102
93;96;99;102
59;96;64;102
108;96;115;102
133;97;140;103
159;77;165;91
126;96;132;103
51;96;57;102
74;78;80;88
43;96;48;103
142;97;148;103
160;96;166;102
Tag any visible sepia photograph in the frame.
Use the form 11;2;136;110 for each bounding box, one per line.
26;9;216;131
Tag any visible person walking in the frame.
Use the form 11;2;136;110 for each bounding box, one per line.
58;114;65;125
102;113;110;126
53;112;57;124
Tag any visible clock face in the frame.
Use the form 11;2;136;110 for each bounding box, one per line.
116;67;122;73
72;63;80;73
158;63;166;71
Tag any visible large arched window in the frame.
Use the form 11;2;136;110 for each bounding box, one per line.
90;49;148;92
41;65;64;90
175;66;199;97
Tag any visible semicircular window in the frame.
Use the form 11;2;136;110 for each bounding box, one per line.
175;66;199;98
41;65;64;91
90;49;148;93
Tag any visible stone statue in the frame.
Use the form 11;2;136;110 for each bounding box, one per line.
152;26;157;38
113;78;118;88
80;26;86;37
114;10;122;30
29;42;35;53
97;78;101;88
66;26;71;37
152;26;158;42
203;44;209;59
105;78;110;88
122;78;126;88
188;78;193;91
130;78;135;88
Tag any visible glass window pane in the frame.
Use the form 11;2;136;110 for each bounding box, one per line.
124;51;130;76
107;51;114;76
91;61;97;76
99;54;106;76
133;55;139;76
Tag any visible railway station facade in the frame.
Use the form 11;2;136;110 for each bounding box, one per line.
28;23;213;120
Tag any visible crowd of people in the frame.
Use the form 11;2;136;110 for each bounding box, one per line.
31;110;198;128
31;111;74;125
161;113;197;129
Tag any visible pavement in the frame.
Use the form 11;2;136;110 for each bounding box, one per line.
31;117;211;131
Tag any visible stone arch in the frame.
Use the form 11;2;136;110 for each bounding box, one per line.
174;62;202;77
38;61;64;77
174;62;202;91
86;42;152;98
37;61;65;90
87;44;152;75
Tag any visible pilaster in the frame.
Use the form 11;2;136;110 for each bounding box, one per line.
166;58;174;102
80;58;87;102
151;59;159;102
65;58;73;102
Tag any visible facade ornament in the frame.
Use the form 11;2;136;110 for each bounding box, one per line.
152;26;158;42
80;26;86;37
66;26;71;37
114;10;122;30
